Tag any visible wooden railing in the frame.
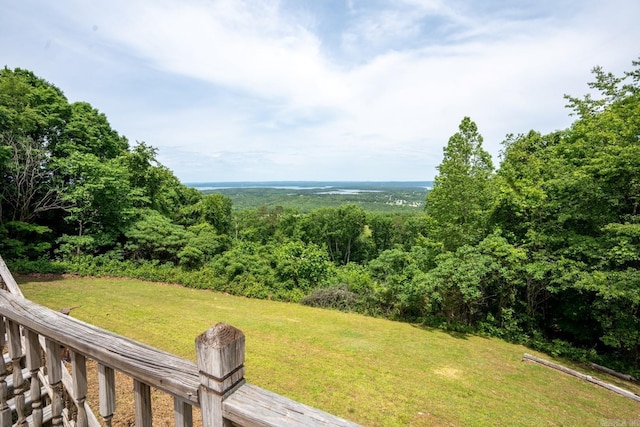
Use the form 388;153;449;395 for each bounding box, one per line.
0;256;360;426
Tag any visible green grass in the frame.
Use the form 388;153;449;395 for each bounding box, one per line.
18;276;640;426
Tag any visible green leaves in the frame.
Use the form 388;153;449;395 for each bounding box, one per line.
0;220;52;259
0;132;67;223
576;269;640;352
368;248;429;319
490;59;640;366
426;233;526;327
426;117;495;251
57;102;128;159
274;241;333;291
301;204;368;264
597;223;640;269
0;67;202;262
0;67;71;147
124;209;189;262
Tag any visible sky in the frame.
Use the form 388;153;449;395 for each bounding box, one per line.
1;0;638;183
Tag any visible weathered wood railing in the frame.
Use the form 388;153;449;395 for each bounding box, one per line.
0;256;360;426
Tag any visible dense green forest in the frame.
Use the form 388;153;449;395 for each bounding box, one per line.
196;182;428;212
1;61;639;374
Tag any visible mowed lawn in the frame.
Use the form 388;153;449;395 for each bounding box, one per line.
18;276;640;426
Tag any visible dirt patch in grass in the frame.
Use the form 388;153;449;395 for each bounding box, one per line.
433;367;463;379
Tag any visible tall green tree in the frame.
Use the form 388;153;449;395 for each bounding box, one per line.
492;130;562;245
178;194;232;235
0;67;70;148
274;241;333;291
231;206;292;244
56;152;134;256
426;117;495;251
0;68;72;226
123;141;201;218
301;205;367;264
558;60;640;365
368;247;430;319
0;67;199;260
0;133;68;223
56;102;129;159
425;233;527;329
124;209;189;262
490;59;640;367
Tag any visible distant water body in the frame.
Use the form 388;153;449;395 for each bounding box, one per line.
186;181;433;191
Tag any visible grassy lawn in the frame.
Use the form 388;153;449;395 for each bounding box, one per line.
18;276;640;426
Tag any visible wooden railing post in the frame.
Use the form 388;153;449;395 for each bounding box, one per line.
174;397;193;427
45;338;64;427
25;330;43;427
133;380;152;427
196;323;245;427
71;351;88;427
7;320;27;426
0;317;10;427
98;364;116;427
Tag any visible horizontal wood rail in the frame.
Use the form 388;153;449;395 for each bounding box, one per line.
0;289;201;403
0;256;359;426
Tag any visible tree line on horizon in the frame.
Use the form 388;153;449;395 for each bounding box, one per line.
1;60;639;373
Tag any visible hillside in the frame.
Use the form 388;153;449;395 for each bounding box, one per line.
19;276;640;426
193;181;431;212
3;64;640;377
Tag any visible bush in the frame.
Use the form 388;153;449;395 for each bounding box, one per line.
8;258;68;274
301;285;358;311
178;245;204;270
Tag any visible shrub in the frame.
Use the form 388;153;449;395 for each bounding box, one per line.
8;258;68;274
301;285;358;311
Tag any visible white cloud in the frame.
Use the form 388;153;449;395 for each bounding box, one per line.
71;0;350;110
2;0;639;182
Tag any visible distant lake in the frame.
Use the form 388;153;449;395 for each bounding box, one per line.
185;181;433;192
185;181;432;211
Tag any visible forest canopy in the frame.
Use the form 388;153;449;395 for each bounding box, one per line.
1;60;639;373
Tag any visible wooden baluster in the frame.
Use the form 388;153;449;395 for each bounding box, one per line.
45;338;64;427
0;317;10;427
98;364;116;427
7;320;27;426
25;330;43;427
133;380;152;427
174;397;193;427
71;351;88;427
196;323;246;427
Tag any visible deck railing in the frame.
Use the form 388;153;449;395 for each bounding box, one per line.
0;256;360;426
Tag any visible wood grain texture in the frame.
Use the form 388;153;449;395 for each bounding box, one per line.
196;323;245;381
134;379;152;427
174;397;194;427
1;257;101;425
197;323;246;427
0;256;22;296
223;384;361;427
98;363;116;426
590;362;637;382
